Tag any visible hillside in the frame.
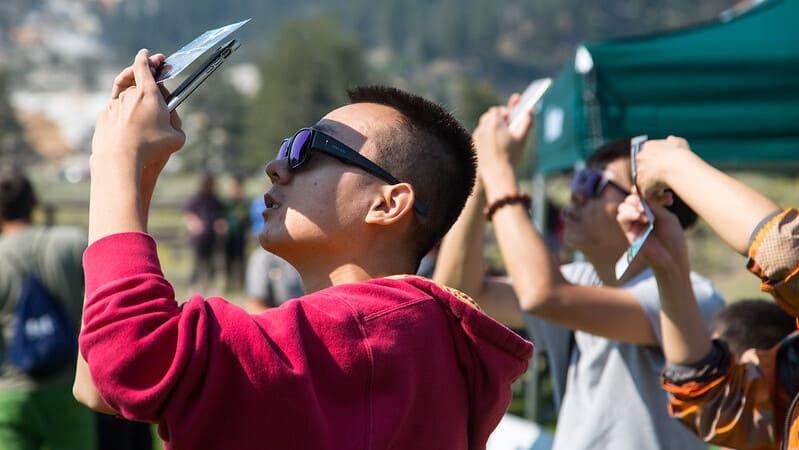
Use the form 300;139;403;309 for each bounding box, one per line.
3;0;790;304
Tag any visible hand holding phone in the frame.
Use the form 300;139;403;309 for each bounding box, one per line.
508;77;552;133
154;19;249;111
615;135;652;279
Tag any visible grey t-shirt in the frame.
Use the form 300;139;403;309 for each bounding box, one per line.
525;261;724;450
245;248;304;307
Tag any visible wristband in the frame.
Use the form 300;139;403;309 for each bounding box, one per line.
483;192;532;220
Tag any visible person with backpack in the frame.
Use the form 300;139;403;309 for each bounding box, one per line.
0;165;95;449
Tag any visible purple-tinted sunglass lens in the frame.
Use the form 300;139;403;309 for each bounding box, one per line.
289;129;313;168
584;171;603;197
570;171;585;194
571;170;603;197
278;139;290;159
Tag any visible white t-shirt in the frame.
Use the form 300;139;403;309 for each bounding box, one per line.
525;261;724;450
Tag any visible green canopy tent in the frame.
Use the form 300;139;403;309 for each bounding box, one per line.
534;0;799;175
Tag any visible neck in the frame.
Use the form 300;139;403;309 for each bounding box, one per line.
1;219;32;236
293;255;417;294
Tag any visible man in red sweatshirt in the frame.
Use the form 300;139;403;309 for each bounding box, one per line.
73;49;533;450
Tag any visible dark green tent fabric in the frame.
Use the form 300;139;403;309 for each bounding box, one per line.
534;0;799;174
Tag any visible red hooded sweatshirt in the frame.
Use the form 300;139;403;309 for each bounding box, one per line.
80;232;533;450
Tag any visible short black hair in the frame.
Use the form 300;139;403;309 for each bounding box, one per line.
711;298;796;357
586;137;698;230
347;85;476;263
0;165;37;222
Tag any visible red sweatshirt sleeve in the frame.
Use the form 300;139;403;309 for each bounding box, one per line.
79;233;374;448
80;232;211;422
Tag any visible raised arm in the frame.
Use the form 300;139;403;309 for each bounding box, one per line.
433;181;488;297
74;49;185;411
472;107;657;344
635;136;780;255
473;107;563;312
88;49;185;244
616;193;711;364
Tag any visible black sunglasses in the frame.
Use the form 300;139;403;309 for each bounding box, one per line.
570;169;631;199
277;128;428;216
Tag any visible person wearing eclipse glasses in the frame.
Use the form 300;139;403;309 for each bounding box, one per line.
434;100;724;450
72;49;532;450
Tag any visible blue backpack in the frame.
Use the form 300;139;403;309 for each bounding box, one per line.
8;271;77;378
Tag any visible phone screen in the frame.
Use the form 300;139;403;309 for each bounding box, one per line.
508;77;552;131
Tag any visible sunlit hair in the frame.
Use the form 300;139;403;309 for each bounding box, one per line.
711;298;796;357
347;85;476;264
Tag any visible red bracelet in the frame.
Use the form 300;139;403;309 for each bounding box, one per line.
483;192;532;220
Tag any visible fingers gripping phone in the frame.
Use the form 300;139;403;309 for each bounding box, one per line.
508;77;552;132
164;39;241;111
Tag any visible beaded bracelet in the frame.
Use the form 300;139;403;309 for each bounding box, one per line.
483;192;532;220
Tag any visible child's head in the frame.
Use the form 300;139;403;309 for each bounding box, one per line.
710;298;796;357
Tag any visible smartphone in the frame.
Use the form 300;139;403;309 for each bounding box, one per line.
615;135;652;280
508;77;552;131
165;39;241;112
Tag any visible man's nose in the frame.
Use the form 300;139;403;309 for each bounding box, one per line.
265;158;292;185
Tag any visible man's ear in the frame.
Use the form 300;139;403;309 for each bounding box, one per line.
364;183;415;225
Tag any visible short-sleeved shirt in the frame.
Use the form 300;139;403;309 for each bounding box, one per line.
525;261;725;450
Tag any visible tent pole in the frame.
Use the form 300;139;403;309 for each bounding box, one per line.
524;172;547;422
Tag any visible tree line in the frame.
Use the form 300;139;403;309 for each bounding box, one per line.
1;0;738;174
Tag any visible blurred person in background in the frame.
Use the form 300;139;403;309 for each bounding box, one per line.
222;175;250;293
710;298;795;358
0;165;95;449
182;171;226;293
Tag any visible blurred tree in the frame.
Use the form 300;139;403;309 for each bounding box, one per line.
454;78;537;177
97;0;739;93
243;16;372;168
0;69;32;165
178;76;248;175
100;0;285;65
455;78;501;131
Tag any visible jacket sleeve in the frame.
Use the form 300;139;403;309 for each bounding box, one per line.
747;208;799;309
79;232;370;445
79;232;214;422
662;338;793;450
